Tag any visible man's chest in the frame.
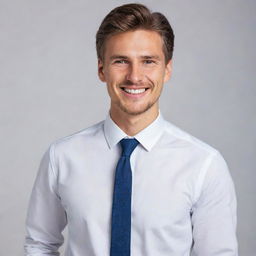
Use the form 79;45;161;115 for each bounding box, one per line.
57;147;201;232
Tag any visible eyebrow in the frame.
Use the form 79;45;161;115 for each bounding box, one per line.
110;55;129;60
141;55;161;60
109;55;161;61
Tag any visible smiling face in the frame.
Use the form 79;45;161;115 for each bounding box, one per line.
98;29;172;118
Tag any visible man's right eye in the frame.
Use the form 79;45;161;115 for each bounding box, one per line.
114;60;128;64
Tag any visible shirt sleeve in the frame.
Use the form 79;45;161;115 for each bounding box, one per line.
191;151;238;255
24;143;67;255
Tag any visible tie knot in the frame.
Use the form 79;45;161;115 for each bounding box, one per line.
120;138;139;157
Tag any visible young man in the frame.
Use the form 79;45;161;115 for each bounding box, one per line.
24;3;238;255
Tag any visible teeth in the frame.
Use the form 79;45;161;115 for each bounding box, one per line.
123;88;146;94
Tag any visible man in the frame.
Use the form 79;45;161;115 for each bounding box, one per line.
24;3;238;255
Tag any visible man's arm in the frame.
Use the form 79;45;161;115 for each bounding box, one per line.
191;151;238;255
24;144;67;255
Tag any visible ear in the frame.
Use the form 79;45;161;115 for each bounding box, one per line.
98;59;106;82
164;59;172;83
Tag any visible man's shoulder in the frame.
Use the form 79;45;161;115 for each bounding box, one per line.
163;119;219;156
49;120;105;152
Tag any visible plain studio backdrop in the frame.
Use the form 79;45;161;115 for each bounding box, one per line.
0;0;255;255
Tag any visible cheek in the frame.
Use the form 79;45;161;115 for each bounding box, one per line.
146;69;165;83
106;68;126;83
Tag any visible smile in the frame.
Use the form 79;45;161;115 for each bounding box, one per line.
120;87;150;99
123;88;146;94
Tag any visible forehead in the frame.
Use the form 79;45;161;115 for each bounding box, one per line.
104;29;165;59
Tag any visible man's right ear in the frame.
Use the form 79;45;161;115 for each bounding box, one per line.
98;59;106;82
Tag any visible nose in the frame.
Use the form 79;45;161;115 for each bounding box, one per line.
125;62;144;84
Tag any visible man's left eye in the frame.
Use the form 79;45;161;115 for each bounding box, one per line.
144;60;155;64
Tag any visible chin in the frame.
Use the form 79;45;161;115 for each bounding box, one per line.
120;103;153;116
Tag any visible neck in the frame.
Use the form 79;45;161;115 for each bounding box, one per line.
109;104;159;136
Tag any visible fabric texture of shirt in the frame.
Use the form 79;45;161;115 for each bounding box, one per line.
24;111;238;255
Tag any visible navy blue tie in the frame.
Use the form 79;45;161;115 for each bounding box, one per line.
110;138;139;256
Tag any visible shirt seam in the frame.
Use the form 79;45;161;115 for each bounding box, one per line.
49;142;59;197
192;150;218;208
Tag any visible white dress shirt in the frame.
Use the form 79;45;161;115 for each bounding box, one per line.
24;111;238;255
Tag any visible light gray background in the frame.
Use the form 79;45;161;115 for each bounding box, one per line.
0;0;255;255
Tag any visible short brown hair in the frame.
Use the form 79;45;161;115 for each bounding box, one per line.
96;3;175;64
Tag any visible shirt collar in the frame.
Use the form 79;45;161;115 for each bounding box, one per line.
103;110;166;152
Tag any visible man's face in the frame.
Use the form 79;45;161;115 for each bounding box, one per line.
98;29;172;116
